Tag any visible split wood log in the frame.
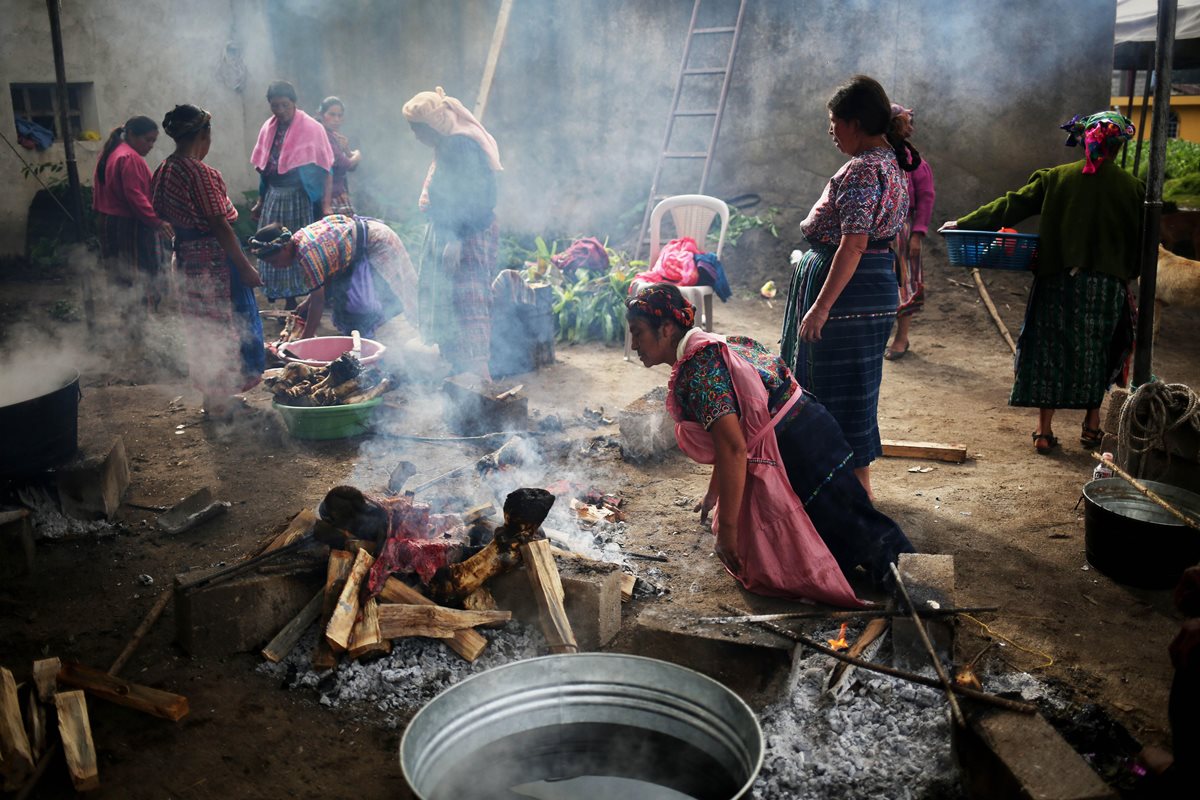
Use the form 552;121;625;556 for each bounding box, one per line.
825;617;889;696
717;604;1037;714
378;578;488;661
262;509;318;554
880;439;968;463
430;488;556;604
56;662;188;722
312;550;354;670
0;668;34;789
31;658;60;702
521;539;578;654
108;591;172;676
24;693;44;760
462;587;507;628
891;564;964;728
54;691;99;792
971;267;1018;354
326;549;371;653
349;597;392;659
378;604;512;638
620;573;636;603
1093;451;1200;531
262;590;324;663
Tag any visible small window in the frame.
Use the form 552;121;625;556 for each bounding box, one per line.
1167;110;1180;139
10;82;94;141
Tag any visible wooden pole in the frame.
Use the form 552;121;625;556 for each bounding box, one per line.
45;0;85;240
473;0;514;121
891;564;964;727
1093;451;1200;530
108;590;172;676
717;604;1036;714
970;268;1017;354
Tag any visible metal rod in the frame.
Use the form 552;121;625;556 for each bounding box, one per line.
890;564;965;727
1134;0;1178;386
697;604;1000;625
717;604;1036;714
45;0;85;241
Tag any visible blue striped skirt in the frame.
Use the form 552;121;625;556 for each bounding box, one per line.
259;183;318;300
781;245;898;468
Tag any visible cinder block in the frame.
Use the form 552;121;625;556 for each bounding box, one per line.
954;707;1118;800
174;560;323;656
618;387;675;462
893;552;955;671
488;556;623;651
56;437;130;520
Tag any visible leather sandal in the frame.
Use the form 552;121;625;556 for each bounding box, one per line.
1080;425;1103;449
1032;431;1059;454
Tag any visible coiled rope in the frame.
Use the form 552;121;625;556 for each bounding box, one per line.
1117;379;1200;479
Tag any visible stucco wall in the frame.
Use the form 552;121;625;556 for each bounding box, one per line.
0;0;275;255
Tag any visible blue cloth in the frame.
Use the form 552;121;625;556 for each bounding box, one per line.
694;252;732;301
16;117;54;150
782;245;898;468
228;259;266;378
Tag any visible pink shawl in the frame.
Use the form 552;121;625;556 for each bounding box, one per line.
250;110;334;175
667;330;863;607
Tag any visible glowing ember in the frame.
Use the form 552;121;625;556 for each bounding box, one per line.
827;623;850;651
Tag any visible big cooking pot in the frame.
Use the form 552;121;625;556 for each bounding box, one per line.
0;370;80;477
1083;477;1200;590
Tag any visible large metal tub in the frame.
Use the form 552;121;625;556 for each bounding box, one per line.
401;653;763;800
1084;477;1200;589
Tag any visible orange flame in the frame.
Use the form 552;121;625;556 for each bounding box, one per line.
826;623;850;651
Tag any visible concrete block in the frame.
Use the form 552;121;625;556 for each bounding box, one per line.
618;387;676;462
174;559;324;657
0;509;34;578
442;377;529;436
893;552;955;671
954;707;1118;800
488;556;623;651
56;437;130;521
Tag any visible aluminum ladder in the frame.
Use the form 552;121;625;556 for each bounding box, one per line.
635;0;748;260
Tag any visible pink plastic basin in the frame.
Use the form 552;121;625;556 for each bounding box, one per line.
280;336;386;366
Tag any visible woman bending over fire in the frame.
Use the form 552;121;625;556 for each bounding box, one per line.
626;284;913;605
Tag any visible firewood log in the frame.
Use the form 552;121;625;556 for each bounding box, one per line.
55;691;98;792
0;668;34;789
378;578;488;661
377;604;511;638
325;549;373;652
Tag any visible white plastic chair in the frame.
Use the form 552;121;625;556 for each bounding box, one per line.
624;194;730;360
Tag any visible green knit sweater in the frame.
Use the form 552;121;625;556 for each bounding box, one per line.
956;159;1145;280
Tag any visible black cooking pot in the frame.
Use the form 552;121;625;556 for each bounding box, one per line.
1084;477;1200;590
0;370;80;477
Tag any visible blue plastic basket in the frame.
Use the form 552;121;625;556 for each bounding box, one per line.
943;230;1039;271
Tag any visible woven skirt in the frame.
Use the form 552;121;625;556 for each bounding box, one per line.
417;222;498;373
781;246;898;468
1010;270;1133;409
259;183;318;300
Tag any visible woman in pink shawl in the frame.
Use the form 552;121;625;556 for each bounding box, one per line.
249;80;335;302
627;284;913;603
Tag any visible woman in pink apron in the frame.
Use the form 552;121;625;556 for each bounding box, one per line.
626;284;913;604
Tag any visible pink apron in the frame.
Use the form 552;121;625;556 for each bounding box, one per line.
667;330;863;607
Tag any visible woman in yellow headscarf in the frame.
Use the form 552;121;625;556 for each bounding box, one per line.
402;87;502;381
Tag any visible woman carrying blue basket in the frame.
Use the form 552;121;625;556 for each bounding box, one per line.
941;111;1144;454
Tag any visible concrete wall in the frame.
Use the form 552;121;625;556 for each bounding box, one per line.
0;0;276;254
2;0;1118;270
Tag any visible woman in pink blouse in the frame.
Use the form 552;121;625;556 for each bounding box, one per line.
780;75;921;498
92;116;173;311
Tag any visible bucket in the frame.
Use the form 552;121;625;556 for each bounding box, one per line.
272;397;382;440
401;653;763;800
279;335;386;366
1083;477;1200;589
0;370;80;477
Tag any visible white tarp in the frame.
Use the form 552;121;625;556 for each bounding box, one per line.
1116;0;1200;43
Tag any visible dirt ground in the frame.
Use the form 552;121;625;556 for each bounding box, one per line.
2;239;1199;798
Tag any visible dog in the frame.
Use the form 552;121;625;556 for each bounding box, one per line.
1153;245;1200;341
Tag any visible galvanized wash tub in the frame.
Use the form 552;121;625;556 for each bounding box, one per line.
401;653;763;800
1083;477;1200;589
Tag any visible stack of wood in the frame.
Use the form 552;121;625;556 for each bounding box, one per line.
260;486;583;669
263;354;392;407
1;657;188;793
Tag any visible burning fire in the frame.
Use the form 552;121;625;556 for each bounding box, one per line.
826;623;850;651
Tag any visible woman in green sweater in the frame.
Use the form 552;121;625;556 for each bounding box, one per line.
941;112;1144;454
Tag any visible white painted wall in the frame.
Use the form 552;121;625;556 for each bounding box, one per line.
0;0;277;255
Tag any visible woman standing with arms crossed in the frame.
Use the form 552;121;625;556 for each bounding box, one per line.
151;104;265;420
781;75;919;498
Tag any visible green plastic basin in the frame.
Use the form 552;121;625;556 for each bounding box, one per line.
272;397;383;440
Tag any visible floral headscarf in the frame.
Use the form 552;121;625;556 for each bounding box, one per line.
1060;111;1135;174
627;285;696;329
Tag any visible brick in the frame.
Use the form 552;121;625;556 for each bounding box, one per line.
892;553;956;671
618;387;676;462
955;707;1118;800
488;556;623;651
174;559;324;656
56;437;130;521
